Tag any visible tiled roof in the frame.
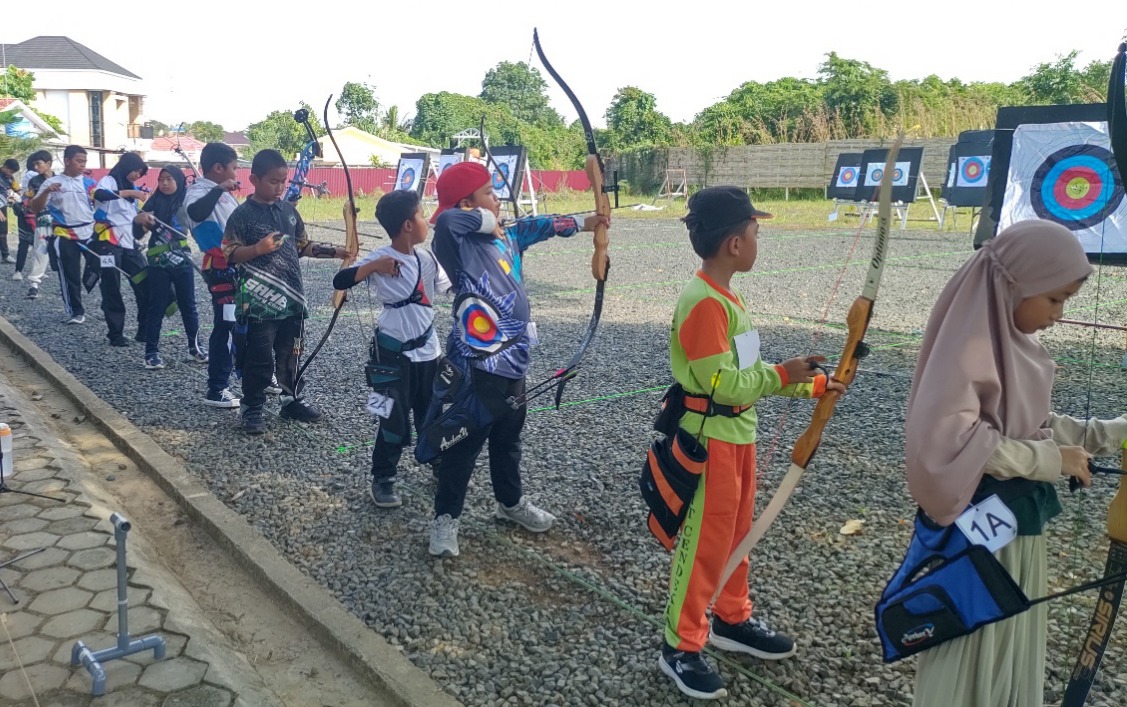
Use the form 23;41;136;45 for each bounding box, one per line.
223;131;249;146
3;36;140;80
0;98;16;109
150;136;207;151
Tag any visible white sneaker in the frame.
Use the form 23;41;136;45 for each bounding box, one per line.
203;388;240;408
12;271;22;281
1;255;14;264
428;514;460;557
66;314;85;325
496;497;555;533
265;374;283;395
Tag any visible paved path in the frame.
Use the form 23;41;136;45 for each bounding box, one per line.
0;379;286;706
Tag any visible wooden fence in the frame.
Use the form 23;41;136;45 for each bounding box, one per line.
616;137;958;193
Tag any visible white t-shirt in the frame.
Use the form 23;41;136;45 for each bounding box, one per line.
38;174;96;241
94;175;140;249
359;245;451;362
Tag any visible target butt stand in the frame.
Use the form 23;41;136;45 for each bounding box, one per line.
71;512;166;696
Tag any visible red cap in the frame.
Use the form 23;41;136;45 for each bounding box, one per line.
431;162;491;223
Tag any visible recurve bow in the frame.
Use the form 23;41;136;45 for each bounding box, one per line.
713;132;904;598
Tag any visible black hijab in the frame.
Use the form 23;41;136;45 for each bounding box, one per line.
141;166;187;225
108;152;148;196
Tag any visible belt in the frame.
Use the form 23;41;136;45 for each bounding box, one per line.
682;393;751;418
377;326;434;353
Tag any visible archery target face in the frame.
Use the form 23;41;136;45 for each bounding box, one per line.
437;153;463;177
395;158;424;193
1000;121;1127;253
490;154;520;200
836;166;859;188
864;161;910;188
957;156;990;186
455;296;508;353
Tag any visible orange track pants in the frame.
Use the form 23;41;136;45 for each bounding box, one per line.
663;439;756;652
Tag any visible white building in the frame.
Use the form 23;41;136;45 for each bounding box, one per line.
3;36;146;166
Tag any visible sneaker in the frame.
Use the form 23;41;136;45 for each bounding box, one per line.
279;398;322;422
709;616;796;660
188;346;209;364
240;404;266;435
12;271;21;281
429;514;460;557
659;643;727;700
265;375;283;395
65;314;85;325
1;255;14;264
203;388;240;409
26;286;38;299
109;336;130;347
495;497;555;533
144;354;165;370
370;479;402;508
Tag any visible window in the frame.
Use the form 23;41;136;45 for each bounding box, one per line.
88;91;103;148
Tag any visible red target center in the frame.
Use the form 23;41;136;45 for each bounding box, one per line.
1053;166;1101;209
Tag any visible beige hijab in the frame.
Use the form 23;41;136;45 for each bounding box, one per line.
905;220;1092;525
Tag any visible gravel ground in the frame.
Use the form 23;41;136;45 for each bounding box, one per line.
3;216;1127;707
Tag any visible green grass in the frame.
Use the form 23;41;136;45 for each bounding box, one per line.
293;188;982;232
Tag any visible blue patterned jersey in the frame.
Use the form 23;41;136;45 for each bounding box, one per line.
432;208;582;379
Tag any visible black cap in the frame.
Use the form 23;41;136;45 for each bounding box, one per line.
686;186;773;232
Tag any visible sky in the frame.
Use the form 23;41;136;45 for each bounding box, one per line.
7;1;1127;133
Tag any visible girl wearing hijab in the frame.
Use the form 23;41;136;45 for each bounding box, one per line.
905;220;1127;706
134;166;206;370
93;151;150;346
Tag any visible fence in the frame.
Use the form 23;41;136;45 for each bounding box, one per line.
617;137;959;194
86;167;591;199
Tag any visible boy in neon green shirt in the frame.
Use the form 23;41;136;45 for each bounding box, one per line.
660;186;844;700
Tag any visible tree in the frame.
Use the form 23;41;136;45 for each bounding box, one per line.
335;82;380;134
245;104;325;158
480;62;562;127
0;66;35;103
1019;51;1111;104
188;120;224;142
148;120;171;136
603;87;672;151
818;52;897;136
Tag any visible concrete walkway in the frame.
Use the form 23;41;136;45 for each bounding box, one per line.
0;381;283;706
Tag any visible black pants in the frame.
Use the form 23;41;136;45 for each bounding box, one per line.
241;316;301;409
434;370;526;518
0;206;9;257
99;247;148;341
371;352;439;481
46;236;59;272
55;238;87;317
142;266;199;356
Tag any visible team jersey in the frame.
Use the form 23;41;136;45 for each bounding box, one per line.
359;244;451;362
37;174;97;241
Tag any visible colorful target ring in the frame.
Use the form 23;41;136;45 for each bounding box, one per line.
839;167;857;185
400;167;416;191
870;167;884;184
1031;144;1124;230
454;295;508;353
492;162;511;191
961;157;986;184
892;167;904;183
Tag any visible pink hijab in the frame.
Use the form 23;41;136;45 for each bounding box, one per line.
905;220;1092;525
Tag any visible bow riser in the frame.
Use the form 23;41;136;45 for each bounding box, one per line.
586;155;610;281
791;296;873;466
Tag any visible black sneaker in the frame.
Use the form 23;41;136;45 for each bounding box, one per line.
370;479;402;508
109;336;130;347
241;404;266;435
26;286;38;299
709;616;796;660
279;398;323;423
659;643;727;700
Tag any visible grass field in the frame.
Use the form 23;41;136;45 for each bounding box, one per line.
293;188;983;233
